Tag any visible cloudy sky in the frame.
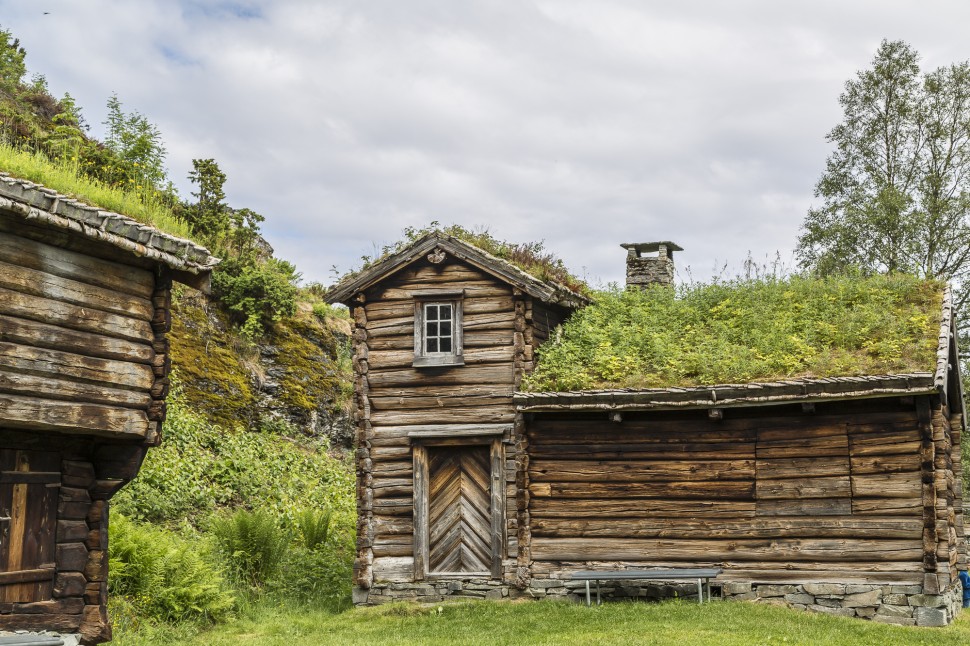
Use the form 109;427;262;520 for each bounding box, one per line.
2;1;970;287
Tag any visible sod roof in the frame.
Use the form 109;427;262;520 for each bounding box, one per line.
522;273;947;394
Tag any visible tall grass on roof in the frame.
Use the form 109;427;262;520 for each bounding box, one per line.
0;140;192;240
524;273;943;391
353;222;589;296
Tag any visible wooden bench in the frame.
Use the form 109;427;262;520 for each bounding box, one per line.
570;568;723;606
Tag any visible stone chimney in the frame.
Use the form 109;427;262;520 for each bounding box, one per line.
621;241;682;289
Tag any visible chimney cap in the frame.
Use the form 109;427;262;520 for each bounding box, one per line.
620;241;684;255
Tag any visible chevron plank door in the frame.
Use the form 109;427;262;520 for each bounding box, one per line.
427;446;492;574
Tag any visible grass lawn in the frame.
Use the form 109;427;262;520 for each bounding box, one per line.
111;598;970;646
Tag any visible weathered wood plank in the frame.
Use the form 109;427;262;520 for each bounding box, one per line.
366;295;514;322
367;364;514;388
0;394;149;437
756;456;849;479
530;516;924;539
529;427;757;444
851;473;922;499
0;231;154;298
529;443;756;461
371;556;415;583
369;329;513;351
529;480;754;500
755;476;850;500
529;459;754;482
850;453;920;474
0;342;154;391
371;407;515;427
370;384;515;399
0;287;152;343
0;259;153;320
369;347;512;370
756;498;852;517
374;516;414;536
370;393;512;411
852;498;923;515
529;537;923;562
0;315;153;364
0;369;152;408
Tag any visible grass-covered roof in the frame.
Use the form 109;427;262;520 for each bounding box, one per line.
0;141;194;241
524;273;943;392
340;223;589;298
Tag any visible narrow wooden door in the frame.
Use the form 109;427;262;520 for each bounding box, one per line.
427;446;492;574
0;449;60;602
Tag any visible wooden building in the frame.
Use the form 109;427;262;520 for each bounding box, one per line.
329;234;966;626
0;174;216;643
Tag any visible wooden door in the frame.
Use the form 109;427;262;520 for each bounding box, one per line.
427;446;492;574
0;449;60;602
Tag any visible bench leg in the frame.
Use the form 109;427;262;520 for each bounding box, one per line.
697;579;703;604
585;580;591;607
596;579;601;606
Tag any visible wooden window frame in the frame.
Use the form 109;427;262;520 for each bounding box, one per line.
412;435;505;580
413;290;464;368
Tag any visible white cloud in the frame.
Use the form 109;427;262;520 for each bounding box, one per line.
3;0;970;286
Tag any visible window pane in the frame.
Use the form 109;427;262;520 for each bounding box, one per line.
427;337;439;353
439;305;452;321
426;304;438;320
440;338;452;353
440;321;451;337
427;322;438;337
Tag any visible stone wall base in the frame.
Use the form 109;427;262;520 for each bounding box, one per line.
357;578;964;627
723;581;964;627
356;579;521;605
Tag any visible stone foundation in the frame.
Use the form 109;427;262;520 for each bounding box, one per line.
357;578;965;627
355;579;521;605
722;581;964;627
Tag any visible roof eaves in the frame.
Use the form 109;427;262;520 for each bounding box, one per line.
326;231;590;308
514;373;938;412
0;174;218;282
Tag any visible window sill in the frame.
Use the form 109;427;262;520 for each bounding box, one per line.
413;355;465;368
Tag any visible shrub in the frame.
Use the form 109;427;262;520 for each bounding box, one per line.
294;507;332;551
113;395;356;529
211;509;291;591
211;256;300;338
108;513;234;624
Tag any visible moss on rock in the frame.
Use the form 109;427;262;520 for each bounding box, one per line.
169;290;257;430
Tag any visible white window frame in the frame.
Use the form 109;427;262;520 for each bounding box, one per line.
413;290;464;367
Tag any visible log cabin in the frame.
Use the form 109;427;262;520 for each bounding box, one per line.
328;232;967;627
0;173;217;644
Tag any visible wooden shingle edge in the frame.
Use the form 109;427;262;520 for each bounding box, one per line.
0;174;218;288
325;231;589;308
514;373;938;412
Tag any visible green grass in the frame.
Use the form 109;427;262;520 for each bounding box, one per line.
346;222;590;296
0;141;193;240
109;598;970;645
526;273;943;391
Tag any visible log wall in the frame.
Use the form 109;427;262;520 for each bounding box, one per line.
0;226;177;643
0;429;146;644
526;399;948;586
0;230;159;440
355;257;518;587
